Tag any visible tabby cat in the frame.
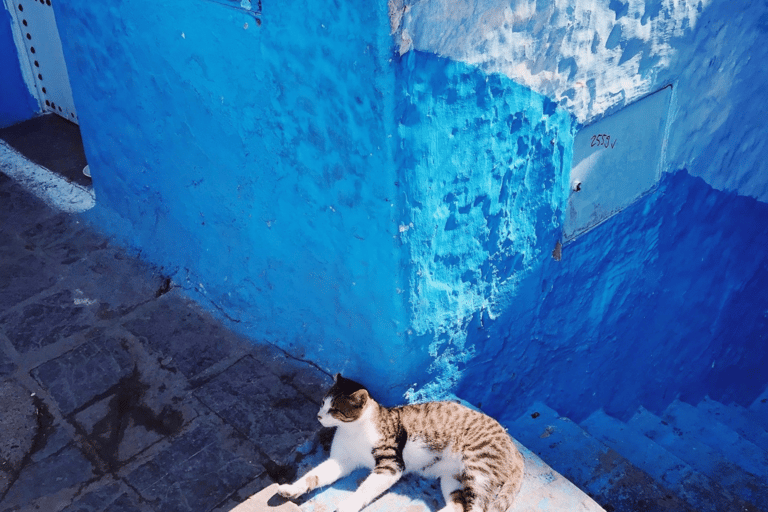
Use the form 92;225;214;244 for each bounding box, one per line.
276;374;524;512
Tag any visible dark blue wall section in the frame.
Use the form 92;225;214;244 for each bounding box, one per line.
461;169;768;424
0;6;37;127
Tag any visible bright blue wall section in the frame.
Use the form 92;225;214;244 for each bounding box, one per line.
0;5;37;127
52;0;427;398
48;0;575;405
461;169;768;423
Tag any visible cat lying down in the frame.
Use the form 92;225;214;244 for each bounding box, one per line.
277;374;524;512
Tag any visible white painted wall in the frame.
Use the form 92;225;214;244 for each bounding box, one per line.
394;0;768;202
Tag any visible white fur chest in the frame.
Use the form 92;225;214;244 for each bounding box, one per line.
329;409;382;470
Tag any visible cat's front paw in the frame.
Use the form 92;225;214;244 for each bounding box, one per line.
276;483;304;500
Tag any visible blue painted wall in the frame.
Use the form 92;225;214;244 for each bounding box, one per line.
0;4;37;127
47;0;572;405
52;0;428;400
463;168;768;424
33;0;766;420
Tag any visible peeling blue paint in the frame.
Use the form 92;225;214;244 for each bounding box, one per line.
395;51;573;402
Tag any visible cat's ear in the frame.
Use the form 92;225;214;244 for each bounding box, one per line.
350;388;369;407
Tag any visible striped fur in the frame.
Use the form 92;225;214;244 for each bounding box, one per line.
277;374;524;512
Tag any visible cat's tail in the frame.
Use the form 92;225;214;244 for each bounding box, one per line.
489;458;524;512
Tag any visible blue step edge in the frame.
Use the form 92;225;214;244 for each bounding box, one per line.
509;402;695;512
663;399;768;481
581;408;751;512
629;406;768;507
697;397;768;452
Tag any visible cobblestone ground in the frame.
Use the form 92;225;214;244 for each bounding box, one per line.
0;171;333;512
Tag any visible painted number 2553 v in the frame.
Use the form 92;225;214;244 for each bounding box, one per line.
590;134;617;148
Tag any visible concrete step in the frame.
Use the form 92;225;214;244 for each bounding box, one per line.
292;418;606;512
510;402;695;512
663;399;768;481
629;406;768;507
697;397;768;452
581;409;760;512
749;387;768;430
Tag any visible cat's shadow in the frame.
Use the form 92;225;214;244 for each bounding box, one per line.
294;469;441;510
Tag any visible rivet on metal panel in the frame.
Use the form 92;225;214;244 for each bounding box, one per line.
23;19;28;26
38;73;43;80
17;4;23;11
26;33;32;39
30;46;35;53
34;60;39;67
42;87;46;94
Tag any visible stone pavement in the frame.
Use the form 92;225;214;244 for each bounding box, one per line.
0;169;334;512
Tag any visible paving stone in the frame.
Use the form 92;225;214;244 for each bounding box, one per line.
0;381;36;496
194;356;321;465
31;335;135;416
30;418;71;465
61;248;166;320
264;355;332;405
72;363;197;471
2;290;93;354
0;342;16;377
125;417;265;512
60;481;150;512
209;474;276;512
124;295;243;379
0;171;51;228
20;214;107;267
0;445;94;511
0;248;59;308
227;483;301;512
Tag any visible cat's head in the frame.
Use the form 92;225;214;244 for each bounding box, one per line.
317;374;371;427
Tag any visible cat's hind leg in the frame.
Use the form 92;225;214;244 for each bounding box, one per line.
436;476;467;512
276;458;349;500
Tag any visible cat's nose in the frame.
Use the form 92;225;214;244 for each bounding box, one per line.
317;415;322;421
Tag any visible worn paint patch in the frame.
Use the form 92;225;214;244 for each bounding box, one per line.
395;52;574;402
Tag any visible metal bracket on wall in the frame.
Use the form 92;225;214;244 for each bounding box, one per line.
563;84;675;243
5;0;78;123
201;0;262;20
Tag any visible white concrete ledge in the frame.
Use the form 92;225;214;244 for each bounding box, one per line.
0;140;95;213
